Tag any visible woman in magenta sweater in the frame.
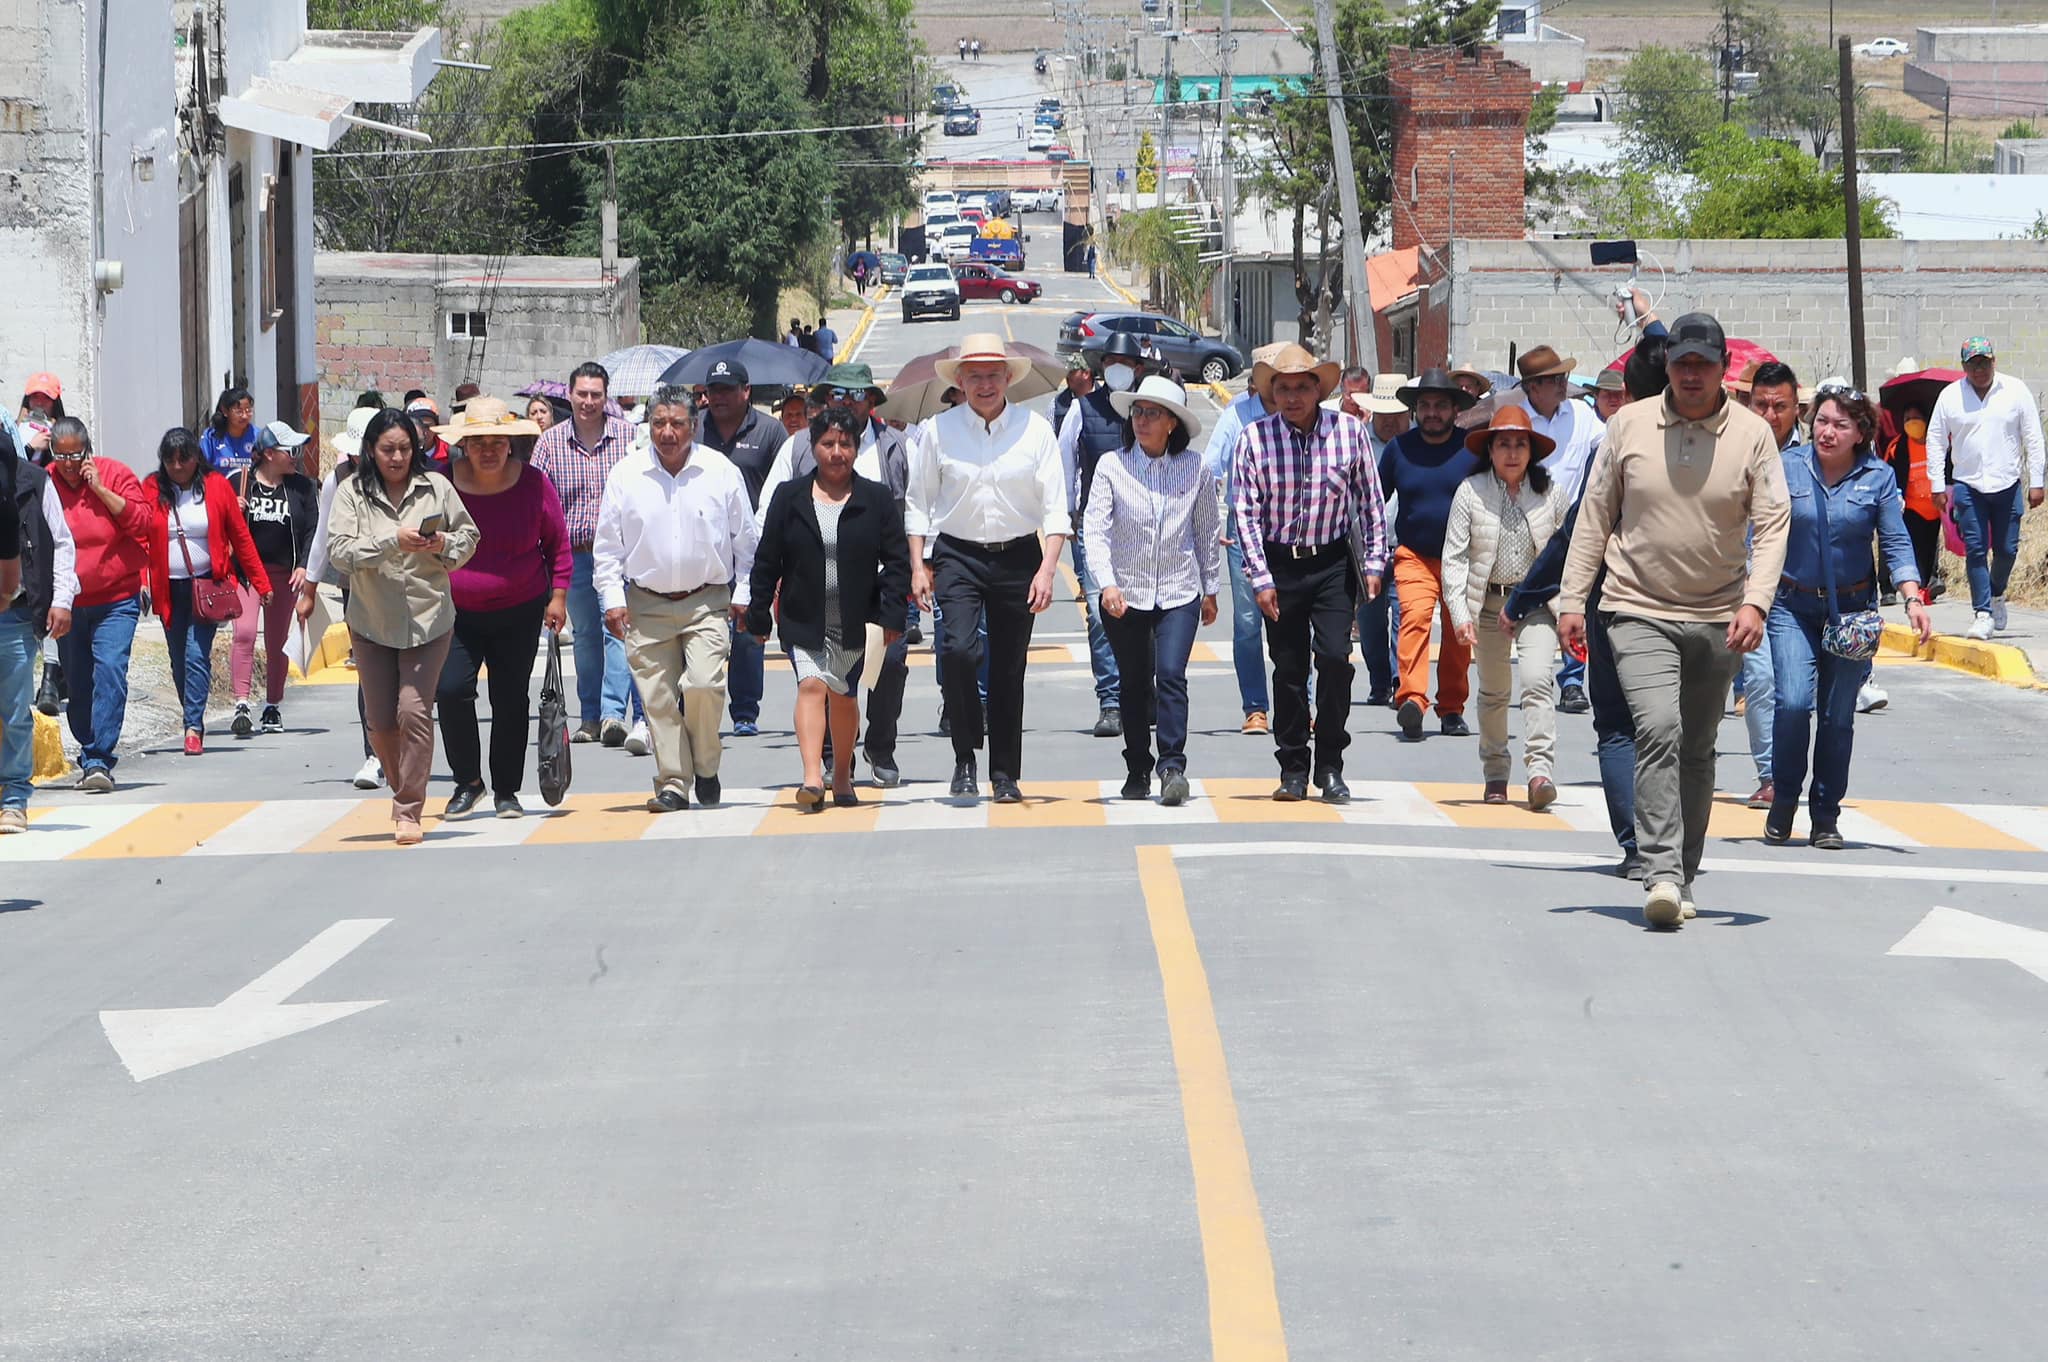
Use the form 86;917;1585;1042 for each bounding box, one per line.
432;399;569;819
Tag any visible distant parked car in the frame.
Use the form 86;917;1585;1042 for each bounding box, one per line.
953;261;1042;304
928;84;960;114
878;251;909;286
1045;143;1072;162
1060;309;1246;384
935;222;980;260
1013;187;1062;213
1856;36;1907;58
1027;127;1054;152
944;106;981;136
901;263;962;323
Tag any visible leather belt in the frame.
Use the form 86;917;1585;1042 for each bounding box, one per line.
1780;578;1871;597
938;532;1038;554
630;580;717;602
1267;540;1345;561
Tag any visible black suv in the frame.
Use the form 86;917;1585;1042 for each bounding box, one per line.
1058;310;1246;384
943;106;981;136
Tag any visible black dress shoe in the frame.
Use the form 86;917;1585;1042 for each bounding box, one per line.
1762;807;1795;844
950;758;978;797
1439;714;1473;738
1809;823;1844;851
1272;774;1309;801
991;774;1023;804
1397;698;1424;741
906;620;924;645
1556;683;1590;715
1315;769;1351;803
443;782;485;819
35;666;63;716
694;774;721;807
1120;771;1150;800
833;788;861;808
1092;707;1123;737
1364;689;1394;708
645;787;689;813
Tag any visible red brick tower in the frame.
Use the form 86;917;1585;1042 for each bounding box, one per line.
1386;46;1536;251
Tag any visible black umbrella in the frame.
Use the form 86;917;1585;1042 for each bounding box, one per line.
658;339;830;389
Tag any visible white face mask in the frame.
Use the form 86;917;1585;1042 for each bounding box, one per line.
1104;364;1137;392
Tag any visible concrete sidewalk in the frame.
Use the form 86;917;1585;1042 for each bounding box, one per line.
1884;596;2048;687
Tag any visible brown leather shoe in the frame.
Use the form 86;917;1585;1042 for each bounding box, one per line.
1240;710;1269;735
1527;775;1557;811
1483;780;1509;804
1746;782;1775;810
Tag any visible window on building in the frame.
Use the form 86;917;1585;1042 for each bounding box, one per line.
448;311;488;339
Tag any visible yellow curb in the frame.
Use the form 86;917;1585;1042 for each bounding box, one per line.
31;710;68;784
1879;621;2043;689
292;620;353;681
841;285;887;358
1207;381;1234;408
1100;270;1143;309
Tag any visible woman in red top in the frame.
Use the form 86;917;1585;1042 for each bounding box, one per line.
143;427;271;755
46;416;155;789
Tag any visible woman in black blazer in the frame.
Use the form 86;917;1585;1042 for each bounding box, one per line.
747;408;910;809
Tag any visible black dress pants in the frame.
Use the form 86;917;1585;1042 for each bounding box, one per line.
1265;547;1358;778
437;594;548;796
932;534;1038;777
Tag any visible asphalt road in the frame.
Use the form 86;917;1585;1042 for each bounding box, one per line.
8;291;2048;1358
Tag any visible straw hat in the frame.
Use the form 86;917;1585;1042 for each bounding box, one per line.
1362;372;1410;415
935;333;1033;386
433;395;543;441
1250;342;1341;404
1109;374;1203;444
1515;345;1576;382
330;406;379;461
1447;360;1492;394
1727;358;1763;394
1463;403;1556;459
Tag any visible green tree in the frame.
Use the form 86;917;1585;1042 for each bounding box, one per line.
1105;208;1211;324
1681;125;1896;239
307;0;440;24
1136;132;1158;193
815;0;922;252
1615;46;1721;170
1860;109;1941;171
587;19;831;336
2000;119;2040;140
1751;38;1858;156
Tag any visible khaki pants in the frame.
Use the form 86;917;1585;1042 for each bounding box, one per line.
352;629;453;824
623;583;732;795
1474;588;1559;783
1608;614;1742;889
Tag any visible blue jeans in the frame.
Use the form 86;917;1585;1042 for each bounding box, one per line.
1556;651;1586;692
1069;529;1121;707
1356;579;1399;697
1102;598;1201;774
1947;480;2024;612
568;550;638;724
1225;521;1268;714
1587;608;1637;854
728;623;764;725
165;579;222;731
1768;593;1870;825
0;606;37;809
56;594;141;773
1739;638;1775;785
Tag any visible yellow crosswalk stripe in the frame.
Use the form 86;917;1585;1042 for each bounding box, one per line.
4;785;2046;863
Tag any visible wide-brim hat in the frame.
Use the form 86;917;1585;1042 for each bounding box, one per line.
1516;345;1577;382
1464;403;1556;459
330;406;379;461
934;333;1033;386
1362;372;1410;414
1447;361;1493;394
1727;359;1762;394
1396;367;1479;411
433;396;543;441
1251;342;1341;404
1109;374;1203;443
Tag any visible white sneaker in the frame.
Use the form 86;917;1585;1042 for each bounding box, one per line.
1645;882;1684;929
1991;596;2009;631
1967;611;1996;641
623;719;650;756
1857;681;1888;713
352;756;384;789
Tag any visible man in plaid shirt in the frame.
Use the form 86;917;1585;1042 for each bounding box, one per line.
532;361;642;746
1232;343;1389;804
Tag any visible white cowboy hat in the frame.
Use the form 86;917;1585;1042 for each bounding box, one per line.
1362;372;1410;415
433;395;543;442
1109;374;1203;443
934;333;1034;387
329;405;379;461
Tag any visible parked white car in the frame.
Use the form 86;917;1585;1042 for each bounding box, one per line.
1027;127;1054;152
922;191;958;215
1856;37;1907;58
935;223;980;259
1014;188;1062;213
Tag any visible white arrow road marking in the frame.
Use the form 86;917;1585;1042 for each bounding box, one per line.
100;918;393;1082
1888;906;2048;985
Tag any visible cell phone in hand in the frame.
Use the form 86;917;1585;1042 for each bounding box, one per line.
416;513;445;538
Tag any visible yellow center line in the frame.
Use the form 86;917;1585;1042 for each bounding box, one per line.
1135;846;1289;1362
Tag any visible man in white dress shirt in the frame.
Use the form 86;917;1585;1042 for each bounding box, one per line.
906;334;1069;804
594;385;759;813
1926;335;2046;640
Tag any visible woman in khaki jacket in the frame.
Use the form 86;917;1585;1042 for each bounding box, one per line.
324;408;480;844
1441;406;1570;810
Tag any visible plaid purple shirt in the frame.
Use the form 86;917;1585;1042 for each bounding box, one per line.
532;415;636;550
1232;408;1389;592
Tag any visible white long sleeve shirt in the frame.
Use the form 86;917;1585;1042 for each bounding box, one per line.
1082;444;1222;610
1502;392;1602;499
906;401;1070;543
592;445;758;612
1925;372;2047;495
42;477;79;611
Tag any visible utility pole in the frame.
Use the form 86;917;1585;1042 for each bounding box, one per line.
1311;0;1377;371
1218;0;1236;349
1838;36;1867;393
1720;0;1735;124
1943;85;1952;167
1159;32;1174;212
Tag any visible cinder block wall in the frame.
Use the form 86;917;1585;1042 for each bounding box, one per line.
1442;239;2048;386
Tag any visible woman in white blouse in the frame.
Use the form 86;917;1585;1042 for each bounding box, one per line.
1083;375;1221;806
1441;405;1570;810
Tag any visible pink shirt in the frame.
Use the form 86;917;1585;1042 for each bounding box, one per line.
449;463;572;613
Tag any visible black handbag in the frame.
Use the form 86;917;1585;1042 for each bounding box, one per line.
536;631;572;806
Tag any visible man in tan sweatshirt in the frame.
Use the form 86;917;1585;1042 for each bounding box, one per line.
1558;313;1790;929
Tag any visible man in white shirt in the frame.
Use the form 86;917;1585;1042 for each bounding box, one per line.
906;334;1069;804
1925;336;2046;639
595;386;759;813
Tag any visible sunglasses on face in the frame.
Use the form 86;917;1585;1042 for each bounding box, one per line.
826;388;863;402
164;450;199;464
1815;384;1866;405
53;449;87;462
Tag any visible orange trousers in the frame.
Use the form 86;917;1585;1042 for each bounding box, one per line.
1392;546;1470;717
